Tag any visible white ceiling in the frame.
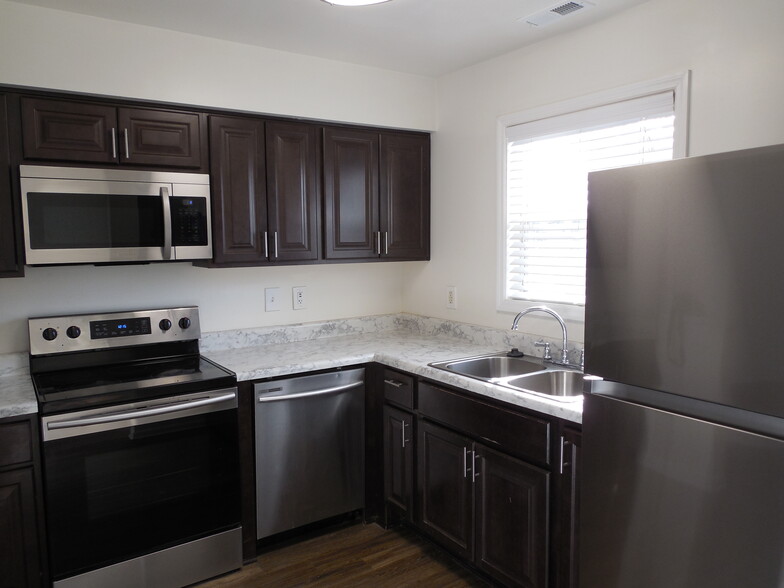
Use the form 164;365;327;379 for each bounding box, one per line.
6;0;650;77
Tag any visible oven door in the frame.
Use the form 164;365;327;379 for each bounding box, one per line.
40;388;240;582
20;174;211;265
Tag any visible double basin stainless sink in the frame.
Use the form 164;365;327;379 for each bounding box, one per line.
428;352;584;402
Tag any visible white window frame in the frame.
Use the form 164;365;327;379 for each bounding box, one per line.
497;72;690;322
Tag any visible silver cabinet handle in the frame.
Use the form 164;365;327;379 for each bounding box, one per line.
401;420;407;448
376;231;381;255
384;231;389;255
273;231;279;259
559;436;573;475
47;392;236;431
123;127;130;159
263;231;269;259
161;186;172;259
472;451;480;483
384;379;403;388
110;128;117;159
257;380;362;403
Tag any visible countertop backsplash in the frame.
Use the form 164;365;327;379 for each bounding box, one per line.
201;312;583;361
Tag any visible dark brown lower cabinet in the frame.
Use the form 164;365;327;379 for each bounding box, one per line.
0;468;41;587
383;405;414;521
418;420;550;588
417;421;474;560
553;427;581;588
475;445;549;588
0;416;45;587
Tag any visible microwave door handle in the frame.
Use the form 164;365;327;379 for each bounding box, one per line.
161;186;172;259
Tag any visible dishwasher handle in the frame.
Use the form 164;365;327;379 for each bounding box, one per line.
257;380;362;403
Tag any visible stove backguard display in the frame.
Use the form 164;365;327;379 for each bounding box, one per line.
90;317;152;339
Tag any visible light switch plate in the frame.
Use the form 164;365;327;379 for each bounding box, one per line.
265;287;282;312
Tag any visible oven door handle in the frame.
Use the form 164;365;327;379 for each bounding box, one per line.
46;392;236;433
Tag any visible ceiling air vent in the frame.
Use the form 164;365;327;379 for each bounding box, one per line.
522;1;595;27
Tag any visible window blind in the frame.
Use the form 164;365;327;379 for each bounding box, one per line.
505;91;675;306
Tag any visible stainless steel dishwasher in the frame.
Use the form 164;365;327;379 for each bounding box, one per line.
254;368;365;539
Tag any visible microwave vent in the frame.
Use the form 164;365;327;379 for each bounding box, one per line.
522;1;595;27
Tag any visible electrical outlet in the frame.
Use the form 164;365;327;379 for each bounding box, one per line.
265;287;282;312
446;286;457;309
292;286;307;310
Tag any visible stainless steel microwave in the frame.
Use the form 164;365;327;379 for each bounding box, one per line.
20;165;213;265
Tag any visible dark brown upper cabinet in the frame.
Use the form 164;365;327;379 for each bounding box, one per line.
265;121;320;262
380;132;430;260
0;93;23;277
20;97;206;170
324;128;430;261
209;115;268;265
208;116;320;266
323;127;379;259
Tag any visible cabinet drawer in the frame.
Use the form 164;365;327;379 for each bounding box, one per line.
418;382;550;466
0;418;34;468
383;369;414;409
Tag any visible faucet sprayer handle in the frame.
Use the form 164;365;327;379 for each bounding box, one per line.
534;340;552;360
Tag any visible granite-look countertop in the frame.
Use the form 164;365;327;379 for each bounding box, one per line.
204;324;583;424
0;313;584;423
0;353;37;418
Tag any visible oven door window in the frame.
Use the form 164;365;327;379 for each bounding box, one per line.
43;408;239;580
27;192;163;249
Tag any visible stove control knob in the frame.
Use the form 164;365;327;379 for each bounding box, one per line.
159;319;172;331
66;326;81;339
178;317;192;329
42;328;58;341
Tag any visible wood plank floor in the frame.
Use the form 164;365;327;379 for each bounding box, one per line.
198;523;492;587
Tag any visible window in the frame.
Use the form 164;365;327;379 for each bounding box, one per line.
498;74;689;320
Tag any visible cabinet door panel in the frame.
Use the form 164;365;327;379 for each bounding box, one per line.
383;405;414;518
554;427;581;588
266;121;319;261
323;127;379;259
379;132;430;260
21;97;117;163
417;420;473;560
119;107;203;169
475;443;550;588
209;116;268;264
0;94;22;276
0;468;42;588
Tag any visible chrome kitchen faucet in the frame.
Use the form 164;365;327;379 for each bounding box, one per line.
511;305;573;367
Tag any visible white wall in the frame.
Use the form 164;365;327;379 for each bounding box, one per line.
403;0;784;344
0;1;436;130
3;0;784;354
0;0;436;353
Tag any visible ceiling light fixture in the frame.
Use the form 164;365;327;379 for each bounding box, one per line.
321;0;393;6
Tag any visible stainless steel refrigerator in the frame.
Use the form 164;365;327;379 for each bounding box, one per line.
582;143;784;588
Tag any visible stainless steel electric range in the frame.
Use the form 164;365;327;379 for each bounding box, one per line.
28;307;241;588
